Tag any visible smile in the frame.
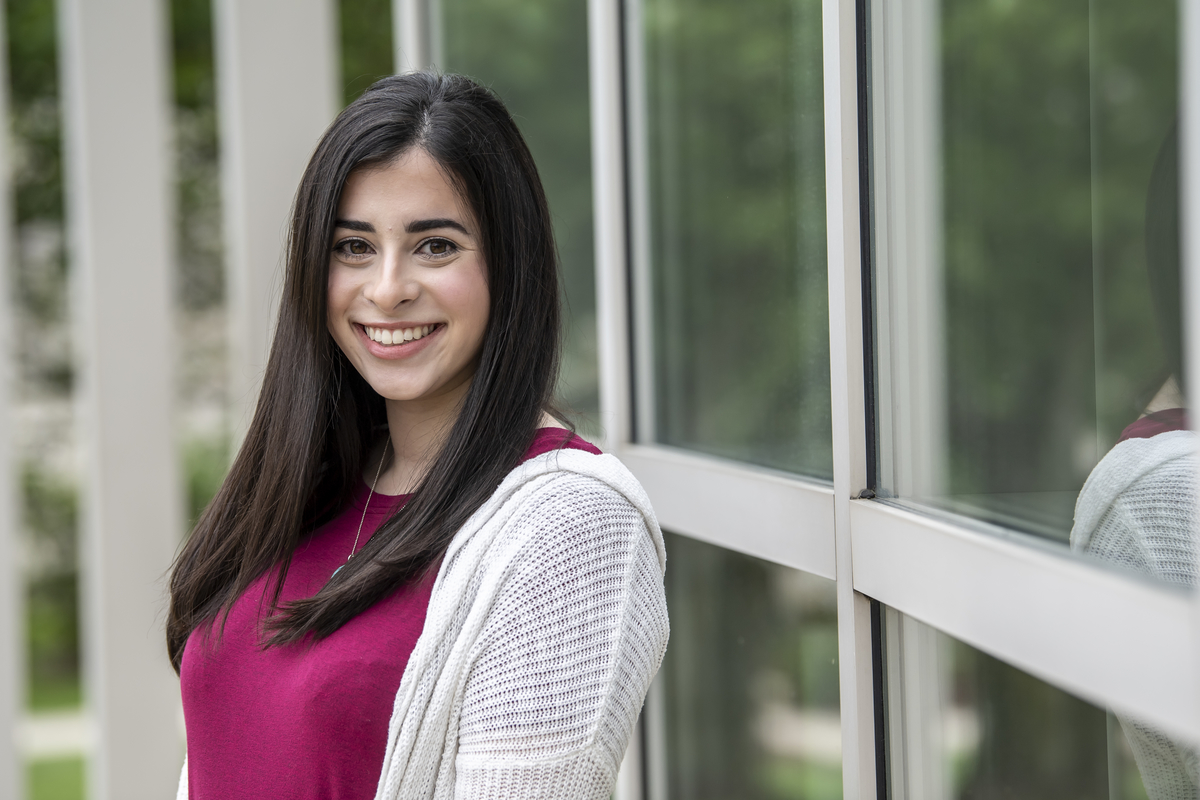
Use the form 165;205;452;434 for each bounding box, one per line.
363;324;437;346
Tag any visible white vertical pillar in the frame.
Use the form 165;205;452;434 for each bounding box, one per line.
58;0;182;796
393;0;433;73
214;0;338;442
0;0;21;794
823;0;878;797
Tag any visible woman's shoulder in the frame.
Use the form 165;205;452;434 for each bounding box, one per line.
495;451;664;571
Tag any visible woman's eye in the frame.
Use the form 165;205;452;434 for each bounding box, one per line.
334;238;373;259
420;238;457;258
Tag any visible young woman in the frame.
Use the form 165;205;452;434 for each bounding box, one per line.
167;72;668;799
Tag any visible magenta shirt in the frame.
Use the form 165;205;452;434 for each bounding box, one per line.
181;428;600;799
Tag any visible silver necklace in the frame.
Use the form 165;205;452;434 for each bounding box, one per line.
332;438;390;579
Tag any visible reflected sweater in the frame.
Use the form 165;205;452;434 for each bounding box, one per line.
1071;420;1198;800
178;444;669;800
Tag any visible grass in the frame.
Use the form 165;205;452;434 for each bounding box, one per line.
27;757;84;800
759;758;844;799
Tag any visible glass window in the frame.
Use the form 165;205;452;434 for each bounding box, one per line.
653;533;841;800
884;610;1182;800
870;0;1189;563
630;0;832;477
438;0;599;433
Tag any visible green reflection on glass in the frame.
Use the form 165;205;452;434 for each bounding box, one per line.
933;0;1178;536
641;0;832;477
885;614;1159;800
661;533;841;800
439;0;598;434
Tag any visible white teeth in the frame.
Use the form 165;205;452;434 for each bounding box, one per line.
365;324;436;345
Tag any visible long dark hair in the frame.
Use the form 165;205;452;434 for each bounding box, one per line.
167;73;562;671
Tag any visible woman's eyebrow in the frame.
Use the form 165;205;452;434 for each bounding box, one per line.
334;219;374;232
406;218;470;236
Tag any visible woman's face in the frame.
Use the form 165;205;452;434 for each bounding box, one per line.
327;149;490;412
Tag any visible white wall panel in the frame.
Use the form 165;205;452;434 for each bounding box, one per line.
58;0;182;795
214;0;338;440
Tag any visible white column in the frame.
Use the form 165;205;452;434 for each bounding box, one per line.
0;0;20;794
214;0;338;442
58;0;182;796
393;0;434;73
823;0;878;797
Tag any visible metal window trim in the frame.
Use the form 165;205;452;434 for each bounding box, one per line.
616;444;836;579
853;497;1200;742
1182;0;1200;746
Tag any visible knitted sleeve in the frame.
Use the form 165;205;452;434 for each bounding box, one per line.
452;474;669;800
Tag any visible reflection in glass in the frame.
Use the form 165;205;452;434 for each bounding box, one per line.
439;0;598;432
884;611;1173;800
872;0;1181;541
1070;129;1198;797
633;0;831;476
656;533;841;800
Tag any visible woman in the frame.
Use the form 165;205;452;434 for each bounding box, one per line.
168;72;668;799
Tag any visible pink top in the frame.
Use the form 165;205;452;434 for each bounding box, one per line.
181;428;600;799
1117;407;1189;443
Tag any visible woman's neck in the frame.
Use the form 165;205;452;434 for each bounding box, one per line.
373;394;564;495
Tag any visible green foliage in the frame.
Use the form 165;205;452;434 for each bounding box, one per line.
21;463;80;711
183;434;230;530
661;533;840;800
940;0;1178;524
27;756;84;800
340;0;393;106
6;0;61;226
440;0;599;428
171;0;224;309
642;0;831;477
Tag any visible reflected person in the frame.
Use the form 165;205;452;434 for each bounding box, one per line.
1071;124;1198;800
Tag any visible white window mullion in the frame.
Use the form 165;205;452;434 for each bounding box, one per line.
59;0;182;794
214;0;337;445
1183;0;1200;745
589;0;633;456
823;0;878;796
618;445;836;578
588;1;642;796
854;499;1199;742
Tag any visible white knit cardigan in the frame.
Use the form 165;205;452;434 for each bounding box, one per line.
177;449;669;800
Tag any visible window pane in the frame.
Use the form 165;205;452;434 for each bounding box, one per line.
633;0;831;477
439;0;598;432
884;610;1186;800
871;0;1188;556
656;533;841;800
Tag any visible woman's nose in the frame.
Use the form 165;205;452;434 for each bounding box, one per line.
365;253;418;310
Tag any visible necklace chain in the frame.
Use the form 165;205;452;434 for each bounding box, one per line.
333;438;390;579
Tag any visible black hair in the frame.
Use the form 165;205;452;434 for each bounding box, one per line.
167;72;562;669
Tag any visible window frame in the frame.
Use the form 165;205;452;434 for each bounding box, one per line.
591;0;1200;796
